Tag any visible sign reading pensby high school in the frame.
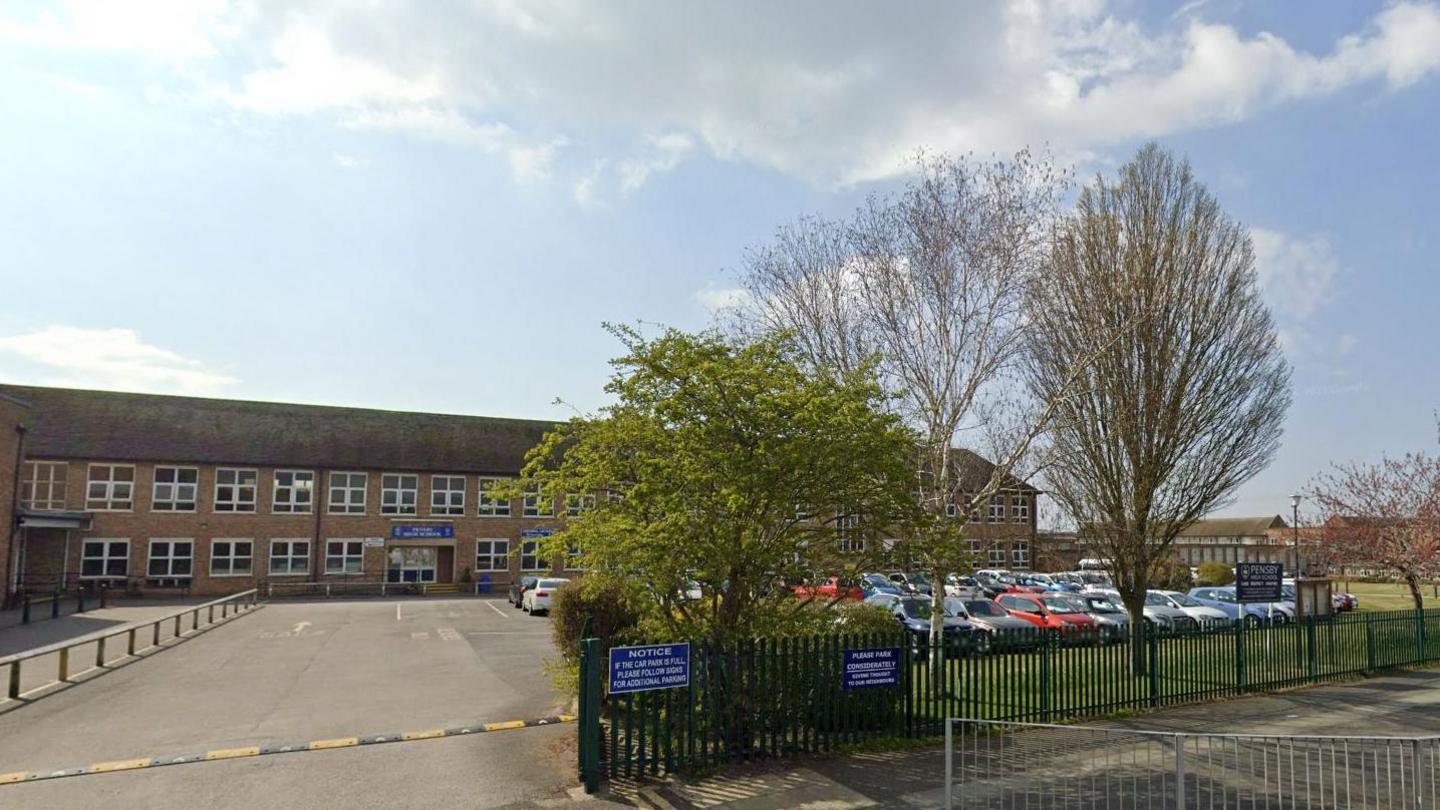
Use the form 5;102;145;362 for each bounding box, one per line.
1236;562;1283;603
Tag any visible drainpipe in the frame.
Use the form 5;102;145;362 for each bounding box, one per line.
7;423;27;605
311;468;326;582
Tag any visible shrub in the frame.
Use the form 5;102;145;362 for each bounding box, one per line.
1152;560;1195;591
1197;561;1235;586
833;601;905;637
549;578;640;662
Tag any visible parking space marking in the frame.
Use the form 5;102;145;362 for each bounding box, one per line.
0;715;575;786
485;601;508;618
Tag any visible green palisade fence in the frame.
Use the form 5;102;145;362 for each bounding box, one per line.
577;608;1440;791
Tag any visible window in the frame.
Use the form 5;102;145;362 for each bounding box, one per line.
325;540;365;574
477;478;510;517
381;474;419;515
272;470;315;514
836;514;865;553
523;484;551;518
431;475;466;516
945;495;959;519
86;464;134;511
152;466;199;512
968;538;982;555
328;472;367;514
1012;541;1030;567
269;539;310;576
987;495;1006;523
520;540;544;571
795;503;812;522
214;468;258;513
210;539;253;576
475;539;509;572
21;461;68;510
565;542;583;570
1010;495;1030;524
81;539;128;579
147;539;193;587
565;493;595;517
988;543;1006;565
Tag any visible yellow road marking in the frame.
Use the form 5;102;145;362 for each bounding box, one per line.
0;773;28;785
556;715;576;723
88;759;152;774
308;738;358;750
401;730;445;741
483;720;526;731
205;747;260;761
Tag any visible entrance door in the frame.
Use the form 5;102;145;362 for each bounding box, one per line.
386;547;438;583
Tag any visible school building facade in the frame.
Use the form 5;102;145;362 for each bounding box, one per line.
0;384;577;604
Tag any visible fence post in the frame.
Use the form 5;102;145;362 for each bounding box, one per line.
1366;612;1376;672
1175;734;1187;808
578;637;603;794
1148;624;1161;708
7;662;18;700
1307;617;1318;680
76;589;85;614
153;621;160;648
99;585;107;609
51;590;59;619
903;638;914;738
1040;629;1052;722
58;648;69;682
1417;609;1426;666
21;594;30;624
1235;616;1247;694
127;628;136;657
944;719;954;810
1412;737;1426;810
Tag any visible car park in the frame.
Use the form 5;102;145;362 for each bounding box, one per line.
861;573;905;597
863;592;904;610
951;598;1035;634
521;577;570;615
888;596;989;655
1154;590;1230;624
995;592;1099;640
793;576;864;601
509;574;538;608
1077;593;1131;641
887;572;933;594
944;574;985;599
1188;586;1287;626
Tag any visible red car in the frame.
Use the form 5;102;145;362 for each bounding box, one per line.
995;592;1098;633
793;577;864;601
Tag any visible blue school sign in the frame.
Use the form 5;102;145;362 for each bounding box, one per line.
608;643;691;695
842;647;901;690
390;524;454;539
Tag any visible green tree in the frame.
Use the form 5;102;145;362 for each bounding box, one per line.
511;326;919;646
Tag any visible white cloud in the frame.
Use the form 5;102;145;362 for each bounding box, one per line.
0;326;238;395
1250;227;1340;321
331;151;368;169
7;1;1440;189
694;285;752;315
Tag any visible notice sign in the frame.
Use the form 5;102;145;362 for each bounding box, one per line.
842;647;901;690
391;525;454;539
609;643;690;695
1236;562;1283;603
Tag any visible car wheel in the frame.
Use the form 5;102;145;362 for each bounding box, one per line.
972;634;992;656
1244;614;1260;628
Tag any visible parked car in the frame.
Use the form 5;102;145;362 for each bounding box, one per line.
890;596;989;655
863;592;904;610
793;576;864;601
509;574;538;608
951;598;1035;634
944;575;984;599
887;572;933;595
522;577;570;615
860;573;905;597
1076;593;1131;641
995;592;1099;640
1093;589;1196;631
1188;586;1287;626
1154;590;1230;624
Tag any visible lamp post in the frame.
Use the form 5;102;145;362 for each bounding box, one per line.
1291;493;1302;576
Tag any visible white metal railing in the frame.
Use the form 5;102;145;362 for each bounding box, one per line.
2;589;260;701
945;717;1436;809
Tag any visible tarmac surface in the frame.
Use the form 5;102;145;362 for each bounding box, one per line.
0;597;600;808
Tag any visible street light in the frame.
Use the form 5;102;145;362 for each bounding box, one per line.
1291;493;1302;576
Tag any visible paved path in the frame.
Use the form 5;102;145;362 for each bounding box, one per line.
642;668;1440;809
0;597;609;809
0;598;214;657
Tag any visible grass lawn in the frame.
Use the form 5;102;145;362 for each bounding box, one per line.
1341;580;1434;611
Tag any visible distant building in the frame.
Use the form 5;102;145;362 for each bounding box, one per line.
1172;515;1298;572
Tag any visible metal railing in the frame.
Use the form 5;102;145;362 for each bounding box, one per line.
944;718;1438;809
1;589;260;702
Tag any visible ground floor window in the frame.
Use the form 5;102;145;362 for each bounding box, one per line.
270;539;310;576
520;540;544;571
147;539;193;588
210;539;253;576
475;539;509;572
1012;542;1029;567
386;546;437;583
988;543;1006;566
325;540;365;574
81;539;129;579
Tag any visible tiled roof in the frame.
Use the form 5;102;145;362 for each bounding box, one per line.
1;384;558;475
1178;515;1288;537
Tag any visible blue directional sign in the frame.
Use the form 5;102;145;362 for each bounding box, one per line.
608;643;691;695
520;528;556;538
842;647;901;690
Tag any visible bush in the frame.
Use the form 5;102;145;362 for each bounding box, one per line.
1197;561;1234;586
1152;560;1195;591
833;601;905;636
549;578;640;662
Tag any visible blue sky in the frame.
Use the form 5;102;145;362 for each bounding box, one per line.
1;1;1437;523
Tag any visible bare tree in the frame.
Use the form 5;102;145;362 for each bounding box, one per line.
737;150;1073;660
1027;143;1291;669
1309;444;1440;610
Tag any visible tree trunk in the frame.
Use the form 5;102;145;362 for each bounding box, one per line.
1406;573;1425;611
930;566;946;689
1120;586;1150;676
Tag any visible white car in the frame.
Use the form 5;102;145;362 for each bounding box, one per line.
1156;590;1229;623
522;578;570;615
944;574;984;599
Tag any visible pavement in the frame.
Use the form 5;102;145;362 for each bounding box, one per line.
623;668;1440;809
0;597;215;656
0;596;623;809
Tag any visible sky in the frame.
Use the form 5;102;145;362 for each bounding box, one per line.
1;0;1438;524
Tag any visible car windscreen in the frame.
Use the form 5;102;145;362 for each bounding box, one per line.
965;600;1006;617
537;579;567;589
1042;596;1087;613
942;598;968;617
1168;593;1201;607
1210;590;1237;603
1144;593;1171;607
897;599;931;620
1085;597;1121;612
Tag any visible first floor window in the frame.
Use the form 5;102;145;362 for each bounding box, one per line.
475;539;509;571
147;539;193;586
987;495;1006;523
520;540;543;571
22;461;69;510
210;539;253;576
273;470;315;513
477;478;510;516
152;466;199;511
270;539;310;575
381;473;418;515
329;472;367;514
214;468;258;512
523;484;551;518
86;464;134;511
836;514;865;553
1012;542;1029;567
81;539;128;578
565;493;595;516
1010;495;1030;523
988;543;1006;565
325;540;365;574
431;475;466;516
